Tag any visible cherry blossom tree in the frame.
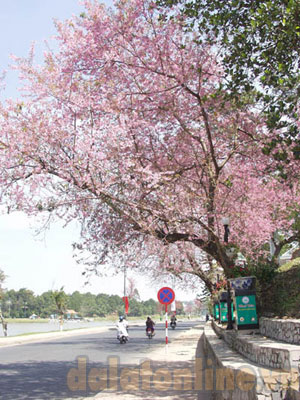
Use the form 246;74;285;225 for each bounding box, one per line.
133;240;214;292
0;0;299;285
127;277;140;300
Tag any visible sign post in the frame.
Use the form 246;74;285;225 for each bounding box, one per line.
157;287;175;345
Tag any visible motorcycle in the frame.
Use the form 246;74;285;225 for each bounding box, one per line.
170;320;176;330
118;333;128;344
117;323;129;344
146;327;154;339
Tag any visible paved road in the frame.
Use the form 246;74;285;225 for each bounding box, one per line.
0;321;200;400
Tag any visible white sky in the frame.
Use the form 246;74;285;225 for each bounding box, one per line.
0;0;200;302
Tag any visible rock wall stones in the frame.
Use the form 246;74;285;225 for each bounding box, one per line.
259;317;300;345
212;321;300;372
204;322;300;400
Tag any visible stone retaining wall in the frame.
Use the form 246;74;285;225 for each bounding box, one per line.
259;317;300;345
212;321;297;371
203;322;300;400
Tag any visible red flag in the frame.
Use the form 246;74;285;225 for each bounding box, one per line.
122;296;129;314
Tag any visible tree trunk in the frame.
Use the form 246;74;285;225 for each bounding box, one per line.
0;310;7;337
59;314;64;331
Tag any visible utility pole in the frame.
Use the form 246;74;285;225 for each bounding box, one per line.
123;265;128;317
124;265;127;300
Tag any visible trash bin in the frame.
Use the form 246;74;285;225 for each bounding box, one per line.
218;292;234;324
213;299;220;322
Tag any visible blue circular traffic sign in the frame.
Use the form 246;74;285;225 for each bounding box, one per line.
157;287;175;305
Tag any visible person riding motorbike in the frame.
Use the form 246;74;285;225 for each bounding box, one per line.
116;316;129;341
123;316;129;332
170;314;177;328
145;316;155;335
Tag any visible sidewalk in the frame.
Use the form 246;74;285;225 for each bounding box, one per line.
83;324;207;400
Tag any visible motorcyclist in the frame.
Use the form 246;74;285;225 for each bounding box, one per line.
145;316;155;334
116;316;129;340
171;314;177;325
123;316;129;332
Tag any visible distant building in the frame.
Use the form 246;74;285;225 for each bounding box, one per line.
279;242;300;266
64;309;81;320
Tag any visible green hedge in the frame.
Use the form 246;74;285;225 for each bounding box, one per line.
258;262;300;318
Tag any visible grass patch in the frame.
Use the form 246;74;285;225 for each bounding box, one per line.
5;318;49;324
12;326;100;337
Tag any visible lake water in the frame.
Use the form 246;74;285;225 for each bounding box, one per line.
0;320;115;337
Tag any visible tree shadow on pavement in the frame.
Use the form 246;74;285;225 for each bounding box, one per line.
0;357;206;400
0;329;211;400
0;359;103;400
90;334;215;400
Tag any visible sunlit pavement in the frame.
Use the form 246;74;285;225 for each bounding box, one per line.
82;322;213;400
0;319;206;399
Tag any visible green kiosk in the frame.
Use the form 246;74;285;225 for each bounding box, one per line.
229;276;259;330
213;299;220;321
218;292;234;324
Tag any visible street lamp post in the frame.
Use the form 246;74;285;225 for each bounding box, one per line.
222;217;230;243
222;217;234;330
226;281;234;330
123;266;128;317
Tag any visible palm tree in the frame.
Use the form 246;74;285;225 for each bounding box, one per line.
52;287;67;331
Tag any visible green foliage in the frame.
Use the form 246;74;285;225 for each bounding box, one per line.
288;207;300;231
52;288;68;316
159;0;300;162
260;263;300;317
35;291;57;318
0;288;159;319
0;269;5;294
6;288;37;318
246;259;278;287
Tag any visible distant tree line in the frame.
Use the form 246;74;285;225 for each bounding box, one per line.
0;288;179;318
